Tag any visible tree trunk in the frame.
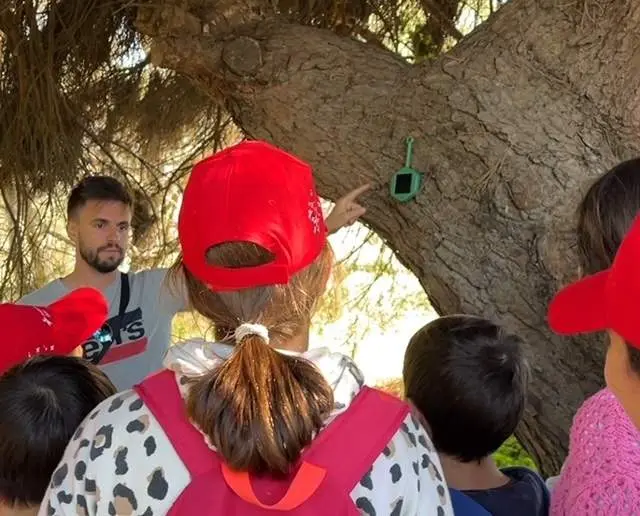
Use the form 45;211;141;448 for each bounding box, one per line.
137;0;640;476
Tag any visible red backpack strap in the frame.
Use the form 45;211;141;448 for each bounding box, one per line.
133;370;216;477
303;386;409;492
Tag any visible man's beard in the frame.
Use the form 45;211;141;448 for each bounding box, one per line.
79;243;124;273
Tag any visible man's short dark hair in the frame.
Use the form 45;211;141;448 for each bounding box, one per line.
0;355;116;507
67;175;133;218
403;315;529;462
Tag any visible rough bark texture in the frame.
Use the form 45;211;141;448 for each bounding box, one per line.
137;0;640;476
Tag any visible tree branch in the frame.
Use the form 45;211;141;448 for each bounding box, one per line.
419;0;464;41
137;0;640;476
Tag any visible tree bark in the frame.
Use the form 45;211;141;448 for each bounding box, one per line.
137;0;640;476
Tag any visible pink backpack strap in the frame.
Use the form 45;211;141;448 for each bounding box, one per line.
133;370;216;476
135;373;409;509
303;386;410;492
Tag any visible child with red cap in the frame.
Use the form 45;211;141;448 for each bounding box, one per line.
39;141;453;516
0;287;109;372
0;288;116;516
546;159;640;514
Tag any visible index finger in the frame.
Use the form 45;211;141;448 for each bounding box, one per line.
343;183;372;202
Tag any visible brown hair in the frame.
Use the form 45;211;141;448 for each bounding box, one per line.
576;158;640;372
67;175;133;218
172;242;334;475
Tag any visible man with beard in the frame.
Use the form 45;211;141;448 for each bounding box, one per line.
19;176;369;390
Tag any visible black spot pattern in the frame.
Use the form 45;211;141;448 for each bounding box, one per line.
412;461;419;475
390;498;403;516
355;497;376;516
421;453;431;469
75;461;87;481
126;418;145;433
147;468;169;500
144;436;157;456
410;413;421;431
437;485;446;497
129;398;144;411
435;466;444;482
400;423;417;446
359;467;373;490
46;501;55;516
334;401;346;410
77;494;89;516
108;396;124;413
429;460;444;482
90;425;114;460
76;438;90;455
418;434;430;449
57;491;73;504
108;502;116;516
51;464;68;488
115;447;129;475
437;507;445;516
417;478;421;492
141;508;154;516
89;409;100;420
72;424;84;441
113;483;138;509
383;445;391;457
390;463;402;483
85;478;97;493
345;357;365;387
179;375;189;386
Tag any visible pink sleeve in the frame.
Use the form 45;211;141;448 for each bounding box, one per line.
562;475;640;515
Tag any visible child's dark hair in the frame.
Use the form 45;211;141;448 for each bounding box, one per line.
403;315;529;462
0;355;116;507
67;175;133;218
577;158;640;373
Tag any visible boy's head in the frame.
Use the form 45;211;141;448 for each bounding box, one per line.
403;315;529;462
0;355;116;510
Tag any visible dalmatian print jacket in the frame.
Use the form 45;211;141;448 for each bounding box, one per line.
38;341;453;516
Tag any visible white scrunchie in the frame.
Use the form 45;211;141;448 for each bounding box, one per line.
234;323;270;344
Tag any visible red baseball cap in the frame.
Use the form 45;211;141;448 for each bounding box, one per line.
0;288;108;373
178;140;327;291
548;214;640;348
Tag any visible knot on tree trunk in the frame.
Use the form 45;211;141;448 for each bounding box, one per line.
223;36;262;76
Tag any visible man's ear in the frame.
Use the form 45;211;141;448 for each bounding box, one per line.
67;218;78;244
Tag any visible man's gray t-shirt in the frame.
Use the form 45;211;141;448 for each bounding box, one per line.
19;269;186;390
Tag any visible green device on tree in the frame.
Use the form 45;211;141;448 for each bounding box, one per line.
390;137;422;203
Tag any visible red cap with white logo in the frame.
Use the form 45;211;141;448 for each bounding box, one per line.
0;288;108;373
178;140;327;291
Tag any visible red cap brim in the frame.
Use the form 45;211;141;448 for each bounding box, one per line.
48;288;109;352
548;270;609;335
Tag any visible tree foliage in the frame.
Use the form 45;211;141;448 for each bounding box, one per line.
0;0;505;300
